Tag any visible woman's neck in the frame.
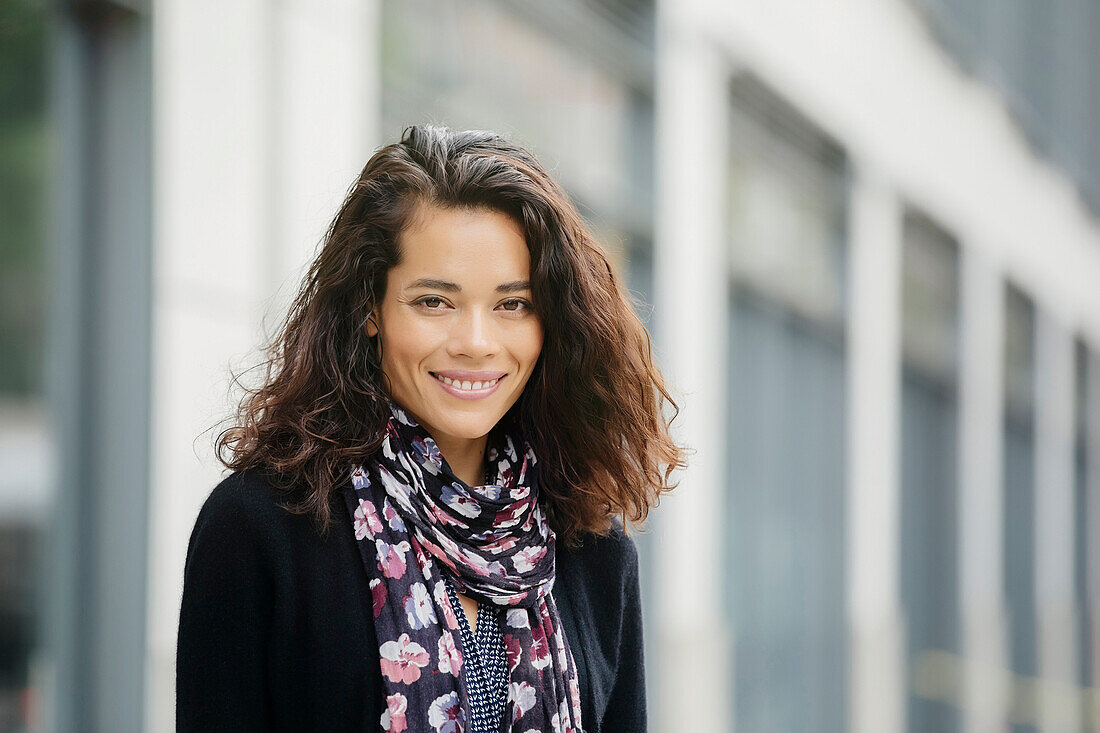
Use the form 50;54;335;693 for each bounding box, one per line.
432;433;488;487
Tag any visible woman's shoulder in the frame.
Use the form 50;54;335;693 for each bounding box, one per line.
558;520;639;558
555;522;640;588
201;467;291;510
196;469;287;524
188;468;313;553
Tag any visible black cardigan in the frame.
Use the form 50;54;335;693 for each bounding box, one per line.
176;470;646;732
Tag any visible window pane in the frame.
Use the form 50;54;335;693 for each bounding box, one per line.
1074;342;1092;712
380;0;655;276
725;75;848;733
900;211;960;733
1003;285;1037;733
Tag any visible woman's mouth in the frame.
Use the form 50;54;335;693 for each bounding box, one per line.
430;372;506;400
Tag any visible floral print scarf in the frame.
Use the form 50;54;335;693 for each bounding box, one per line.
343;402;584;733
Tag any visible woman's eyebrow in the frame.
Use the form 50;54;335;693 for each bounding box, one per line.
405;278;530;293
406;278;460;292
495;280;531;293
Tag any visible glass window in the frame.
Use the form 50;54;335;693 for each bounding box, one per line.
1003;284;1037;733
907;0;1100;213
380;0;655;281
724;73;848;733
899;211;961;732
726;75;847;330
1074;341;1092;721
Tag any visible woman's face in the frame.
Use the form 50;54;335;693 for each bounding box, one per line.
367;204;543;452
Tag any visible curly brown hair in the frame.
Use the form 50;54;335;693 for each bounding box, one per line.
217;125;684;545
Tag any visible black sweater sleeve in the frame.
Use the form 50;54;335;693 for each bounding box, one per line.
176;481;274;731
601;532;646;732
556;526;648;733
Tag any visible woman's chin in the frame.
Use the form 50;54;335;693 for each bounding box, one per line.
411;402;505;444
431;416;503;443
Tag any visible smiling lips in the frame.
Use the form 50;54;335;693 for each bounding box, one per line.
431;370;506;400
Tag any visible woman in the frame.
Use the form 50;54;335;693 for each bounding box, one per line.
176;125;683;732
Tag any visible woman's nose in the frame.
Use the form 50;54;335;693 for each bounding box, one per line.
450;308;497;357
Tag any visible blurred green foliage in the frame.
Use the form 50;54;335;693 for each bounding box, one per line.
0;0;48;397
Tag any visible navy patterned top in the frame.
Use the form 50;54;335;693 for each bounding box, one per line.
444;578;508;733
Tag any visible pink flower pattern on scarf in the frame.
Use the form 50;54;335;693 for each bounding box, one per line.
344;402;583;732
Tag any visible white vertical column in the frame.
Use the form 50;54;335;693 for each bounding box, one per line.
145;1;381;731
1034;312;1079;732
846;164;904;733
653;2;731;731
146;2;272;731
958;248;1008;733
269;0;380;319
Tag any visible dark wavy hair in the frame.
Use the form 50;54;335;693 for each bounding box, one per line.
217;125;685;544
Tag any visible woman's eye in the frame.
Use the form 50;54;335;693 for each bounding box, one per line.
500;299;531;312
417;296;447;309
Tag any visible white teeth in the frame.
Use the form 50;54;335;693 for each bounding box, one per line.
433;374;500;391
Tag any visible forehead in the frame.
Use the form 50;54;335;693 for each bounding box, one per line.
393;205;530;284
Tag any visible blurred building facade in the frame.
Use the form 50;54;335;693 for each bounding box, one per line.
652;3;1100;732
2;0;1100;731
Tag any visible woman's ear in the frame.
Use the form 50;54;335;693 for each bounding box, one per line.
366;312;379;338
